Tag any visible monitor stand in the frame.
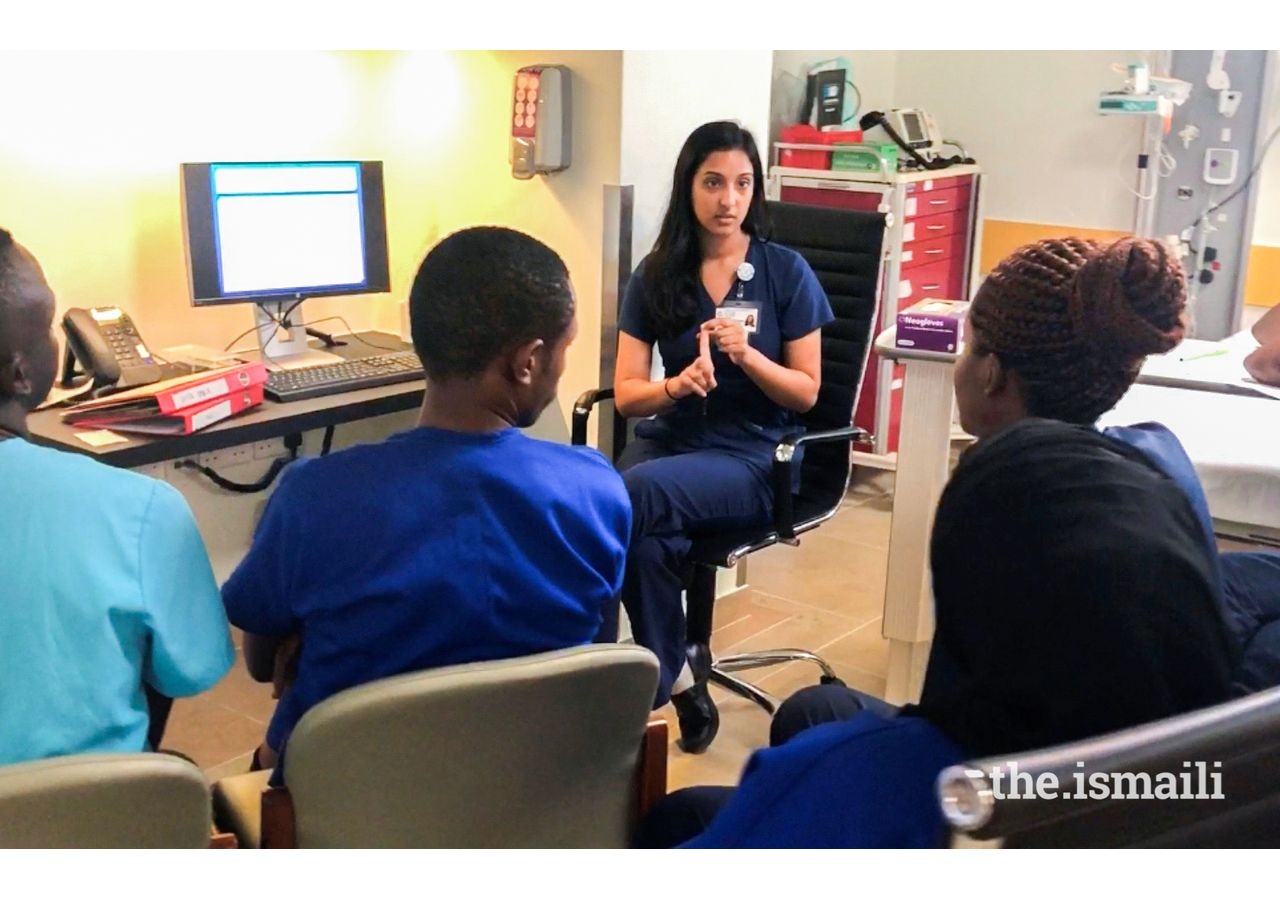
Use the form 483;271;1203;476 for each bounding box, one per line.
254;301;343;370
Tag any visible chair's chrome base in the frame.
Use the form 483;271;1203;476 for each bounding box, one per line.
709;649;840;716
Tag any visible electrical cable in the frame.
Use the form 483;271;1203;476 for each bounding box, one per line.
1115;136;1159;201
842;81;862;125
301;316;402;352
858;110;974;170
175;432;303;494
226;309;399;358
222;298;307;355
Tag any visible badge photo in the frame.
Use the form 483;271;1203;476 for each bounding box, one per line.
716;304;759;335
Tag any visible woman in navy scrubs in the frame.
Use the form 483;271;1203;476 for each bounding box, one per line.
614;121;833;752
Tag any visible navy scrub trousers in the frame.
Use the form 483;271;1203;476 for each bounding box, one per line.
616;419;778;706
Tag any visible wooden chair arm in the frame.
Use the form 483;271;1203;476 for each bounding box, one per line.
636;715;669;819
260;785;298;849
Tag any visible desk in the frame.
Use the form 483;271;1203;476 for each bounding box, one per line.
27;332;424;469
874;328;960;705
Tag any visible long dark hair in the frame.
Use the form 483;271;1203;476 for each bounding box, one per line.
643;121;772;339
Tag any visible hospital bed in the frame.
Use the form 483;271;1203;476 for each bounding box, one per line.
1098;337;1280;542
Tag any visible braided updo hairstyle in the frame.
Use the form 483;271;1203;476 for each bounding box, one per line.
968;236;1187;424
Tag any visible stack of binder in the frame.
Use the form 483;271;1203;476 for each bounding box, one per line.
63;362;268;435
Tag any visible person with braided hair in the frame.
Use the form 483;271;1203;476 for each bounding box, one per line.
630;236;1245;847
949;236;1280;697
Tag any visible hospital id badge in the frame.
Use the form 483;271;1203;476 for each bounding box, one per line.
716;303;759;335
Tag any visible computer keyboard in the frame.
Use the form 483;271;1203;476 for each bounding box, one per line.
265;351;425;402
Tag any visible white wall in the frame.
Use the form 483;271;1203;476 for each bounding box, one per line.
1250;58;1280;246
619;51;774;265
769;49;1280;246
770;50;899;144
892;50;1147;230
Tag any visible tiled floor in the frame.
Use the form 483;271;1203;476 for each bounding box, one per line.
163;467;900;790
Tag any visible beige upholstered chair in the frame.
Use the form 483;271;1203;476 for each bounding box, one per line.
0;752;215;848
214;643;666;848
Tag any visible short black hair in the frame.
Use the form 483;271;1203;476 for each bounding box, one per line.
0;228;18;310
409;226;574;380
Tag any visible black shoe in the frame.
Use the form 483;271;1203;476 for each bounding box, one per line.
672;681;720;754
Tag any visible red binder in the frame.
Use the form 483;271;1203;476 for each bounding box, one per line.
67;384;265;435
63;362;268;434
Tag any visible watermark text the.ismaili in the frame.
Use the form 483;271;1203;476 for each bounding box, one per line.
977;760;1224;801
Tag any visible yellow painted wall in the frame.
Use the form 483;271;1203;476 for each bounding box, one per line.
1244;244;1280;310
0;50;622;429
977;219;1131;275
980;219;1277;310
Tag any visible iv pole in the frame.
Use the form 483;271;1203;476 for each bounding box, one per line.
1134;50;1173;239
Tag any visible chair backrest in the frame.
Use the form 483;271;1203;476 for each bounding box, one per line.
0;752;212;848
766;200;887;511
284;643;661;848
937;685;1280;848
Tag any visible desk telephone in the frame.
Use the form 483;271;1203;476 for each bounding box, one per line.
61;306;163;392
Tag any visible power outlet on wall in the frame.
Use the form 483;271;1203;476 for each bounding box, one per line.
195;444;255;470
252;438;289;461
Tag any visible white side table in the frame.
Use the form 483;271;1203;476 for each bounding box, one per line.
874;327;963;704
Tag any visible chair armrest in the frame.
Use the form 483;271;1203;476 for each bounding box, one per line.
572;387;615;446
208;829;239;849
260;786;297;849
771;426;869;543
636;715;669;820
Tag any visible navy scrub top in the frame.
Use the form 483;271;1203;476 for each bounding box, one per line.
618;238;833;456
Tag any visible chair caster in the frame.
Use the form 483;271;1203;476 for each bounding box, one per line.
686;643;713;684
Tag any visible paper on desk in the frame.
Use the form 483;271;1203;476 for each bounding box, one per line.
1140;335;1280;400
160;344;253;369
35;382;96;411
74;429;130;447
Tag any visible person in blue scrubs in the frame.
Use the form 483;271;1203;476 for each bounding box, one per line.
951;236;1280;698
223;227;631;782
0;228;233;764
640;236;1257;846
778;236;1280;737
613;121;833;752
636;417;1233;847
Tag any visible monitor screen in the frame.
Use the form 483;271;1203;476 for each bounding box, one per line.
181;160;391;306
900;112;927;146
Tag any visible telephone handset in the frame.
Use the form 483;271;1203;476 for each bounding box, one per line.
61;306;163;391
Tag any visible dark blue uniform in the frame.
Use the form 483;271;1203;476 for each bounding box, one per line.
1104;422;1280;696
222;426;631;783
617;239;833;704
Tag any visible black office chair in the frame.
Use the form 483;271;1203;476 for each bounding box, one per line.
936;685;1280;848
573;201;888;724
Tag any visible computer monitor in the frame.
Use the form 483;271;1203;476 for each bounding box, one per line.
180;160;391;364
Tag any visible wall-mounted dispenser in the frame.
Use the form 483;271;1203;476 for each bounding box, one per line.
510;65;572;180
